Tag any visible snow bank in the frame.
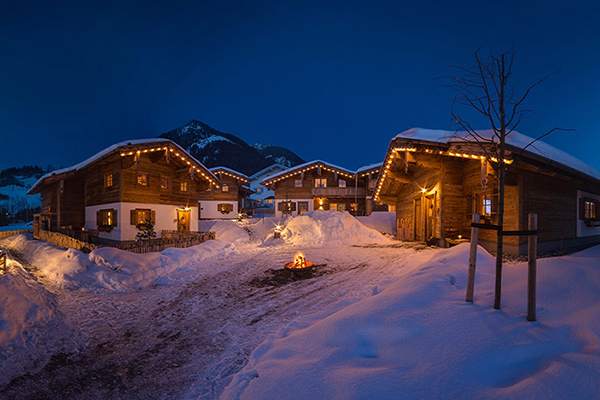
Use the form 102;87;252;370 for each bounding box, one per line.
0;234;231;291
277;210;390;246
356;212;396;235
200;220;251;244
223;244;600;399
0;254;77;386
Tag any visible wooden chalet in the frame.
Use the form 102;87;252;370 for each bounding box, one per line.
261;160;373;218
375;128;600;255
28;139;218;244
247;163;287;216
198;167;253;219
356;162;389;215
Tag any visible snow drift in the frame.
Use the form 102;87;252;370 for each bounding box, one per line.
0;253;77;386
223;243;600;400
277;210;390;246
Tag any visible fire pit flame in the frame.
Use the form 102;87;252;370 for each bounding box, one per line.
284;252;314;271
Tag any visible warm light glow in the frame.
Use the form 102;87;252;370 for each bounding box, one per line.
292;253;306;269
421;188;427;193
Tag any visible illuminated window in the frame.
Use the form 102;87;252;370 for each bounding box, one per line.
256;187;263;194
97;209;117;230
482;196;492;216
105;174;113;188
222;184;229;192
581;198;600;220
338;179;346;188
137;173;149;186
218;203;233;214
180;181;188;192
161;176;170;190
315;178;327;188
295;179;303;188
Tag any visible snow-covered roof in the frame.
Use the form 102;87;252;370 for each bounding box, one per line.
394;128;600;181
249;163;288;180
29;138;218;194
261;160;355;185
356;162;383;174
209;166;250;181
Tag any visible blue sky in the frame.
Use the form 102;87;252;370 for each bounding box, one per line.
1;0;599;172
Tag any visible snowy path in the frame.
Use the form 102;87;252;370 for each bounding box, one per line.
0;241;433;399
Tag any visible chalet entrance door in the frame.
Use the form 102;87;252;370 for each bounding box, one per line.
177;208;190;231
414;198;423;241
424;193;436;241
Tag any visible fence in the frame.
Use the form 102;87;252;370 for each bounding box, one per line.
37;229;98;253
111;232;216;253
0;230;32;239
466;213;538;321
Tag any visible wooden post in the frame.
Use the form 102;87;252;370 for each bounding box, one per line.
466;213;480;303
527;213;538;321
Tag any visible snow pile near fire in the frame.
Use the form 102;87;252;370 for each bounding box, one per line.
0;234;230;291
223;243;600;400
0;254;77;386
278;210;390;246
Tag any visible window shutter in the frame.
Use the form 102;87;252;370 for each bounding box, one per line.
278;202;284;211
491;193;499;214
151;210;156;224
290;202;297;211
579;198;586;220
97;210;102;226
131;209;137;225
113;209;118;227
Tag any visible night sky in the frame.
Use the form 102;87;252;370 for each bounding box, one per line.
1;0;599;172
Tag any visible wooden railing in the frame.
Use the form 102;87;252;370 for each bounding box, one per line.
311;187;366;197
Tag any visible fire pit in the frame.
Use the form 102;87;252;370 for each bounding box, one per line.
284;252;314;278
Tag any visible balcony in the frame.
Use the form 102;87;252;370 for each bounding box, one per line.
311;187;366;197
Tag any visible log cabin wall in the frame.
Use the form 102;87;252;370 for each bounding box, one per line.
197;174;240;203
117;153;206;207
40;178;85;230
393;153;442;242
272;167;366;215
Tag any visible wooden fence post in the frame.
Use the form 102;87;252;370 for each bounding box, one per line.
466;213;480;303
527;213;538;321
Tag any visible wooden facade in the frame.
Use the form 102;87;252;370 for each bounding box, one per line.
198;167;253;219
376;134;600;255
29;139;217;243
261;161;373;218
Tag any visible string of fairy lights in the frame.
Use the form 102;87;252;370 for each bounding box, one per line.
263;163;356;186
373;145;514;201
119;145;219;188
212;169;250;183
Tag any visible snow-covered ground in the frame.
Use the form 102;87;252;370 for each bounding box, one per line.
0;210;599;399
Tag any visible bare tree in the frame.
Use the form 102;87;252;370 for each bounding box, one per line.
447;48;569;309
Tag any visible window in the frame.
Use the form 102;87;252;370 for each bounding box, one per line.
180;181;188;192
349;203;358;212
105;174;113;189
161;176;170;190
315;178;327;187
295;179;303;188
97;209;117;231
222;184;229;193
278;201;296;214
338;179;346;188
256;187;263;194
265;198;274;205
218;203;233;214
137;173;149;186
482;196;492;216
130;208;154;226
580;197;600;220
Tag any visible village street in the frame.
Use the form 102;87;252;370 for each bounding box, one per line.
0;230;433;399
